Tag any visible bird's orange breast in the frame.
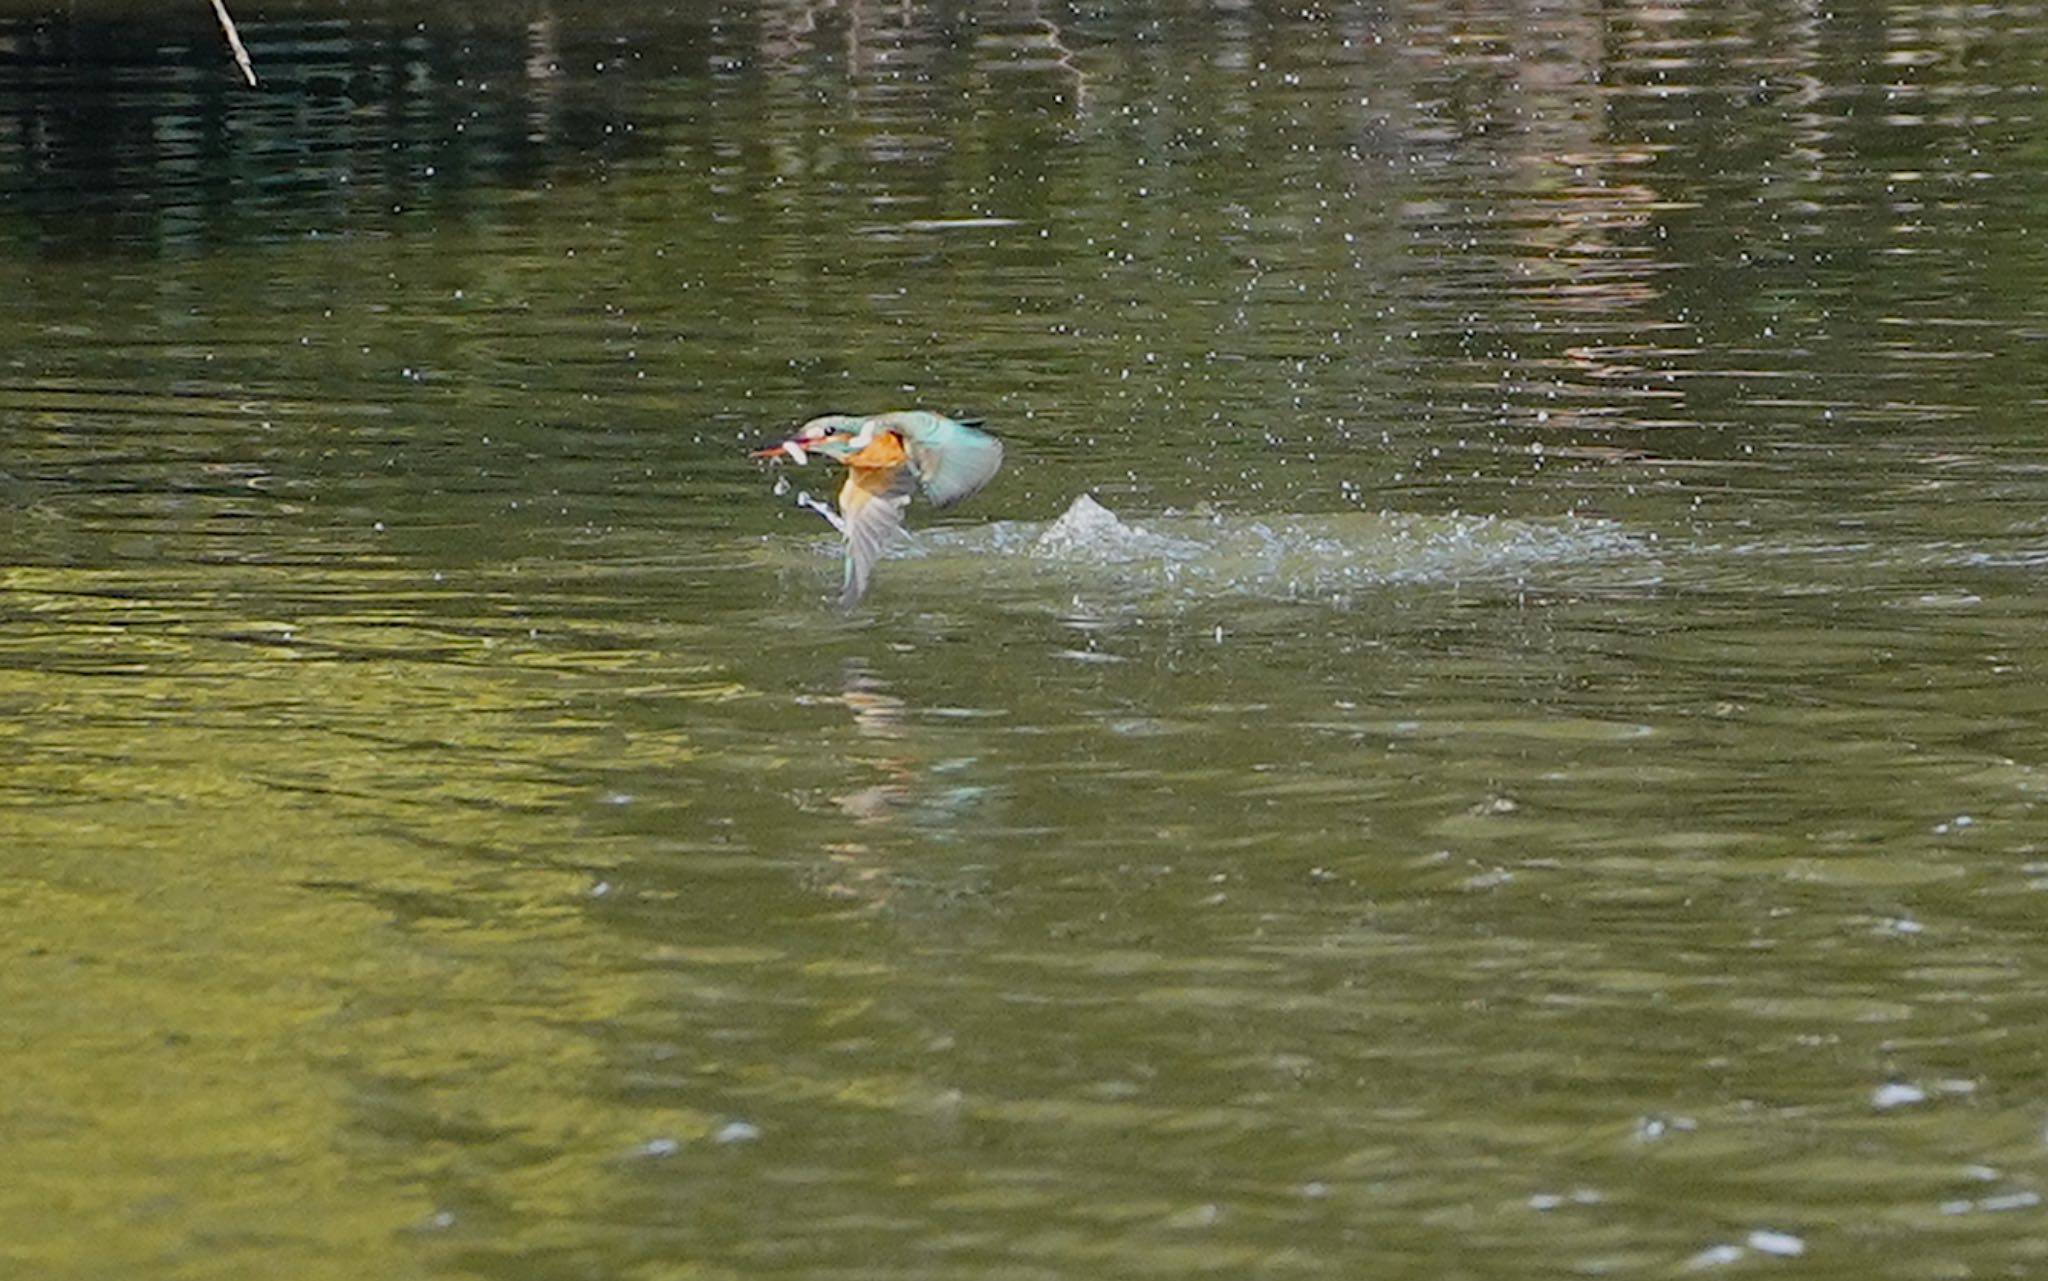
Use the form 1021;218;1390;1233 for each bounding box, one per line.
835;432;908;517
846;431;908;472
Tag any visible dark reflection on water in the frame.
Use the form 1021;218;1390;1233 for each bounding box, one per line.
0;3;688;257
6;1;2048;1278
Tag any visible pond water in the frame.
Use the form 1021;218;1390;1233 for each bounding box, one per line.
5;1;2048;1276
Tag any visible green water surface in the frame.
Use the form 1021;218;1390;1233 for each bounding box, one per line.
5;2;2048;1277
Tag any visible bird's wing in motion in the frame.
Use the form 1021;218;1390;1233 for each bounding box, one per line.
838;465;916;609
875;412;1005;508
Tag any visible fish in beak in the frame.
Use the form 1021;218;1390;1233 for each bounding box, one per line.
749;439;811;465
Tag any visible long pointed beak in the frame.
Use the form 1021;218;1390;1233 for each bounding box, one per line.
749;440;811;465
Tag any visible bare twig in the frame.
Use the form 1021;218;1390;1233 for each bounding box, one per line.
209;0;258;86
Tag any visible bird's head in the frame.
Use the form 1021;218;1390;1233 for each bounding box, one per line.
749;414;874;465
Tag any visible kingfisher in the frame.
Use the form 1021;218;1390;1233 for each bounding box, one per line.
751;410;1004;608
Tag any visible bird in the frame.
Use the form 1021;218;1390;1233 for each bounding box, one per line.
750;410;1004;608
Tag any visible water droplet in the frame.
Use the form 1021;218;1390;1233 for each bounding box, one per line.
1746;1230;1805;1257
1686;1244;1745;1270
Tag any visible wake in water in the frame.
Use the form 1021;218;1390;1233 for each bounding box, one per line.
767;494;1646;605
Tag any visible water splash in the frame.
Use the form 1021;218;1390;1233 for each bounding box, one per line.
1027;494;1206;562
990;495;1639;599
761;495;1644;606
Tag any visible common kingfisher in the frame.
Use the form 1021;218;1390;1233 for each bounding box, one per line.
751;410;1004;607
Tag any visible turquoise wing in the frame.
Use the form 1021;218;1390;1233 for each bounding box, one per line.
881;412;1004;509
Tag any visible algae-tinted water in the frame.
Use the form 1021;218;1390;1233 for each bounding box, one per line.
6;3;2048;1278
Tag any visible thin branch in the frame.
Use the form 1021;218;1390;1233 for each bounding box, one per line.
209;0;258;86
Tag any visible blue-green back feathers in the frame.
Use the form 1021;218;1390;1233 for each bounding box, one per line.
872;411;1004;508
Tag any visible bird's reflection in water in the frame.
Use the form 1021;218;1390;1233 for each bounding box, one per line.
798;659;991;910
807;658;919;911
834;660;917;823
